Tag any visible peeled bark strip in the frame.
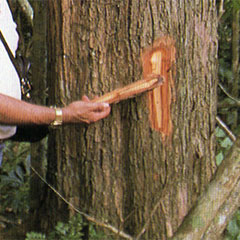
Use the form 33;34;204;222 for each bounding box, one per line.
92;74;163;104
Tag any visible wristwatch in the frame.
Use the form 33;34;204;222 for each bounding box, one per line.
51;107;63;126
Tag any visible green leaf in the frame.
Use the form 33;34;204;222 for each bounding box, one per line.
25;232;46;240
223;236;233;240
216;152;224;166
220;137;233;148
216;127;226;138
235;210;240;221
227;219;240;237
15;166;24;182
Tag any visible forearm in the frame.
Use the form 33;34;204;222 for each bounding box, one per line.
0;94;55;125
0;94;111;126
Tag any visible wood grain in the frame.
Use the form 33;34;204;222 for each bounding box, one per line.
92;74;163;104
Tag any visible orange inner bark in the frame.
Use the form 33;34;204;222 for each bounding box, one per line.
142;37;176;140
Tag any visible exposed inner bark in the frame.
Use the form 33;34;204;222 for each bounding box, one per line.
141;37;176;140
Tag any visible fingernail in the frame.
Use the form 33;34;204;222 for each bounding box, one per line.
103;103;110;107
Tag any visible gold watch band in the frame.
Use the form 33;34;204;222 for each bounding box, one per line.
51;107;63;126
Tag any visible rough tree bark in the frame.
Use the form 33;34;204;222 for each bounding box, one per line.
28;0;48;232
38;1;218;239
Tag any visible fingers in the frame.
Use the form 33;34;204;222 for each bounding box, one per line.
93;102;110;112
83;95;110;116
88;106;111;122
82;95;99;102
87;102;111;122
82;95;90;102
63;99;111;124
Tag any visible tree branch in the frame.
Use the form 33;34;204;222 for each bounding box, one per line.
218;83;240;105
216;116;236;142
218;0;225;21
170;137;240;240
17;0;33;26
203;178;240;239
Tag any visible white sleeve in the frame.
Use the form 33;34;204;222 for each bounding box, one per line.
0;0;21;139
0;0;21;99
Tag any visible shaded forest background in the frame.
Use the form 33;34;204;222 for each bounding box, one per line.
0;0;240;239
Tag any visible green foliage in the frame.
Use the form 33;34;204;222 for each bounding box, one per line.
88;224;111;240
25;214;111;240
48;214;84;240
215;127;233;166
232;0;240;10
224;210;240;240
0;141;31;215
217;0;236;131
25;232;46;240
217;0;240;127
217;1;240;237
1;141;30;173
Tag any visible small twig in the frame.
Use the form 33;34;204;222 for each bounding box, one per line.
217;83;239;141
17;0;33;26
216;116;236;142
218;83;240;106
135;174;178;240
31;166;134;240
0;215;17;225
218;0;225;21
135;199;162;240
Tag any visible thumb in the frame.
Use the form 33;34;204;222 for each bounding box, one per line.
82;95;90;102
92;102;110;112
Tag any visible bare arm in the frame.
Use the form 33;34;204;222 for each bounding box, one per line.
0;94;110;125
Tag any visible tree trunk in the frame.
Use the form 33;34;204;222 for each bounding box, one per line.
39;1;218;239
28;0;48;232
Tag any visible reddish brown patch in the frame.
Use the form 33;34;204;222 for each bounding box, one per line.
141;36;176;141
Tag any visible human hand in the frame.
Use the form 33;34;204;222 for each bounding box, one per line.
62;95;111;124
